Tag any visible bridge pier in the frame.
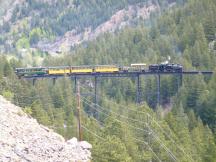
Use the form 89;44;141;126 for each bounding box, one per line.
136;74;141;104
53;78;56;85
179;73;183;87
176;74;183;90
94;76;98;105
33;78;36;86
94;76;99;118
73;76;98;105
74;77;77;93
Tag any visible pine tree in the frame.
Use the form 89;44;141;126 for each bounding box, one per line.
31;100;51;125
93;135;132;162
3;62;13;77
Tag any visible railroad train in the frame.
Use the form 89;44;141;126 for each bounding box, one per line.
15;63;183;77
149;63;183;72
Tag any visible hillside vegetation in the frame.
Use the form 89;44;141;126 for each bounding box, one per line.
0;0;184;54
0;0;216;161
43;0;216;127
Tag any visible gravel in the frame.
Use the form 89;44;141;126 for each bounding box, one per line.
0;96;91;162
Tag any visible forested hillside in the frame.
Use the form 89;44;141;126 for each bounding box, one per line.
43;0;216;129
0;0;216;161
0;0;184;54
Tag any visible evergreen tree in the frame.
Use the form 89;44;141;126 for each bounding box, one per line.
93;135;132;162
31;100;51;125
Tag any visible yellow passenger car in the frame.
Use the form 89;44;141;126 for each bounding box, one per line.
94;65;119;73
48;66;70;75
71;66;93;73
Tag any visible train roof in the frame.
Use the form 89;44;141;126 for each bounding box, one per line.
48;66;70;69
131;63;146;66
15;67;46;70
94;65;118;67
15;65;119;70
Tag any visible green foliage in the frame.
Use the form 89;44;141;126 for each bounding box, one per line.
2;90;14;101
214;41;216;50
0;0;188;54
23;106;33;115
93;135;132;162
31;100;51;125
16;36;30;49
0;0;216;161
42;0;216;140
3;62;13;77
29;28;44;45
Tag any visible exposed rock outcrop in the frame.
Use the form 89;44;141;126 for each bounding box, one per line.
37;2;159;54
0;96;91;162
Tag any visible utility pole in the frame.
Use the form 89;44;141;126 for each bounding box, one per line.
33;78;36;86
76;81;82;141
157;74;160;106
146;113;151;145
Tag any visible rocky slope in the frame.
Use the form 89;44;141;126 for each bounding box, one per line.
0;0;25;24
0;0;179;55
0;95;91;162
37;2;159;54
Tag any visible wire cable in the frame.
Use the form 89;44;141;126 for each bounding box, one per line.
81;98;149;133
81;96;149;126
81;103;163;162
80;84;194;161
9;79;189;159
81;125;105;141
81;109;105;126
132;137;162;162
81;96;178;162
13;85;189;162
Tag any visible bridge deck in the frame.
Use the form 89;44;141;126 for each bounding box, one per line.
21;71;213;79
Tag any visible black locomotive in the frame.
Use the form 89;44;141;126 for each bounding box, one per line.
149;63;183;72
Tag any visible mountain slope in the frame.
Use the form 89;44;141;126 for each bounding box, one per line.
0;0;183;54
0;0;17;21
0;0;216;161
42;0;216;130
0;95;91;162
37;2;159;53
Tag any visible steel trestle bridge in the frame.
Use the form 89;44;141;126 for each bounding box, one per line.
21;70;213;105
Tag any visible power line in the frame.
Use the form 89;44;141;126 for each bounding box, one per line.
9;79;192;161
80;103;163;162
80;96;178;162
14;83;191;162
148;115;194;162
8;87;180;161
149;128;178;162
81;125;105;141
80;105;163;162
132;137;162;162
81;98;149;133
80;84;194;161
81;96;148;126
81;109;105;126
100;96;194;161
